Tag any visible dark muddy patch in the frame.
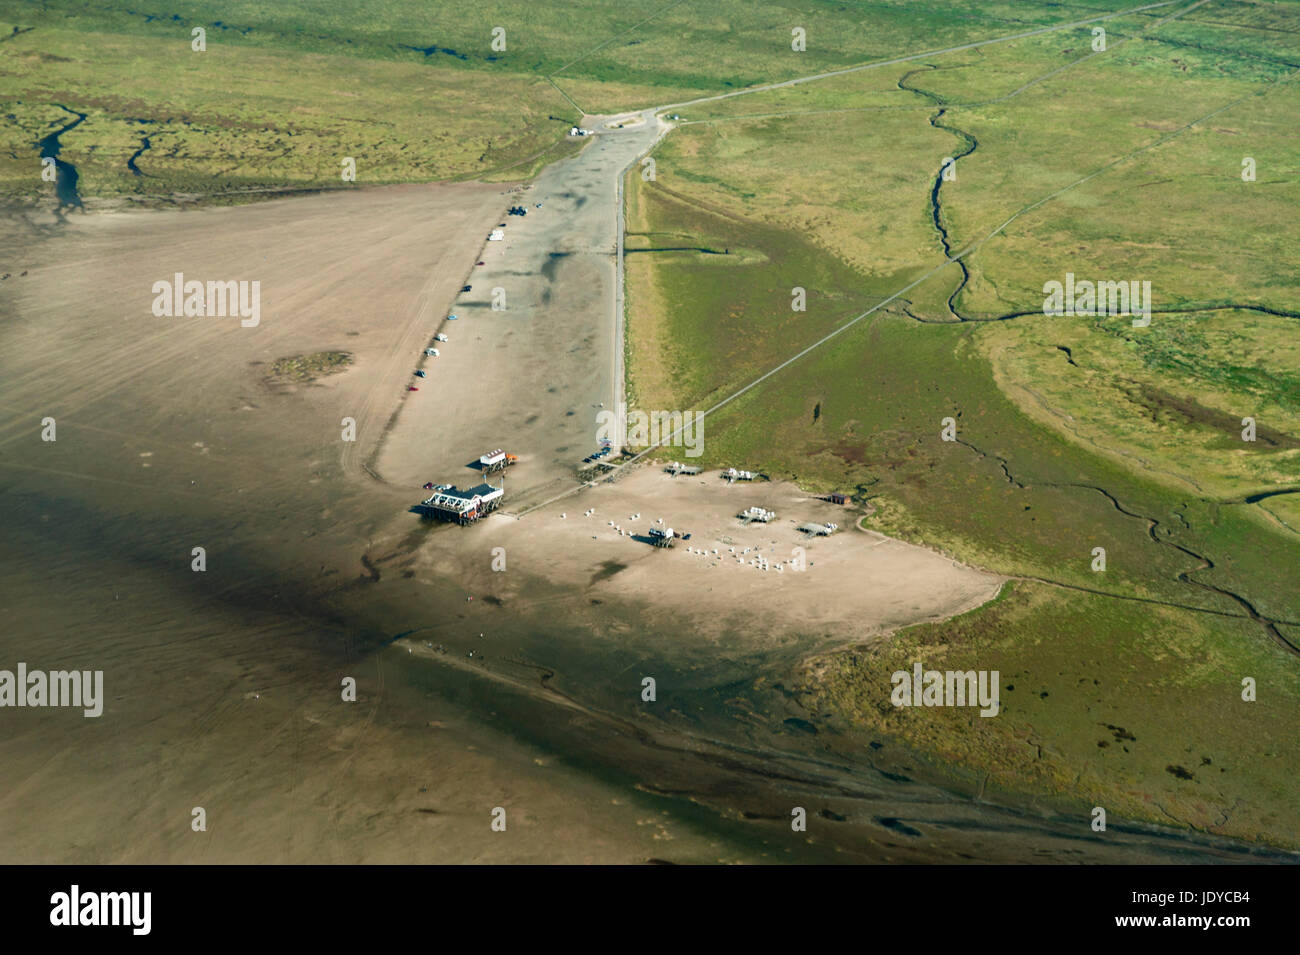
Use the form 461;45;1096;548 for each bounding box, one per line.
1127;383;1300;449
402;44;468;60
589;559;628;585
876;817;923;837
541;252;571;282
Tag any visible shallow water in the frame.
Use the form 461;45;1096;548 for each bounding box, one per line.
36;108;85;209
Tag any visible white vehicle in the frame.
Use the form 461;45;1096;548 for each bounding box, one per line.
488;229;505;241
425;347;440;357
434;333;448;342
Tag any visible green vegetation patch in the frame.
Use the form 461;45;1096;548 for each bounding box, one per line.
981;309;1300;501
267;350;353;383
0;24;577;204
798;580;1300;847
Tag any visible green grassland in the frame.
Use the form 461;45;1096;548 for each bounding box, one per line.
677;8;1166;121
651;106;948;281
0;21;581;204
950;66;1300;318
624;167;879;412
799;580;1300;847
622;0;1300;844
1;0;1172;204
4;0;1151;104
644;12;1239;298
983;310;1300;500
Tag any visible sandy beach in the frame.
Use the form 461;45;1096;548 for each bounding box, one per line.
400;465;1003;657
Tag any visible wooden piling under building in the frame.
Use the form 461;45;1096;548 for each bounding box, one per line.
420;482;505;525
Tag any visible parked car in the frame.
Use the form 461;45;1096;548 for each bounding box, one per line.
434;333;447;342
414;370;426;378
407;386;419;392
461;285;472;292
447;314;458;321
476;261;485;266
423;482;435;490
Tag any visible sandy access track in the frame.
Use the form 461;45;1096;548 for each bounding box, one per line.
374;112;666;508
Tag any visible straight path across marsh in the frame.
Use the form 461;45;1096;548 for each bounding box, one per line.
657;0;1180;112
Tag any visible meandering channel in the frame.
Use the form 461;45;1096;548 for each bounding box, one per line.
900;66;978;319
883;65;1300;648
126;133;153;177
36;105;87;210
951;434;1300;657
